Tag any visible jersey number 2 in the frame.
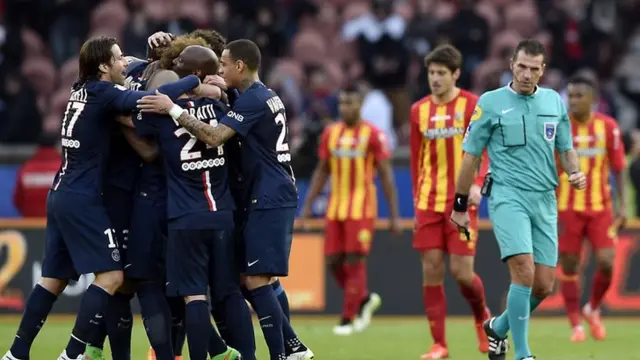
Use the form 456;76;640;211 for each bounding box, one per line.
174;120;224;161
275;113;289;152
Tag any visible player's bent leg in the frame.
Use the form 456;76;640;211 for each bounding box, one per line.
5;278;67;360
583;247;614;341
137;281;174;360
419;249;449;359
184;295;239;360
449;254;490;353
343;254;379;334
558;253;584;341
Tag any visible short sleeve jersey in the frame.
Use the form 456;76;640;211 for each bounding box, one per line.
136;97;234;227
220;82;298;210
462;84;573;192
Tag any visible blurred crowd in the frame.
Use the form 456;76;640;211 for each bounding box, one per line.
2;0;640;184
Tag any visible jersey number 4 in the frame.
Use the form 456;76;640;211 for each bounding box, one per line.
174;120;224;161
275;113;290;152
60;101;86;137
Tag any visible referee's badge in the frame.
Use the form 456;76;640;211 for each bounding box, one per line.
544;122;557;141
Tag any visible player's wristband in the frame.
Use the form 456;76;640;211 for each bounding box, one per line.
453;193;468;212
169;104;184;120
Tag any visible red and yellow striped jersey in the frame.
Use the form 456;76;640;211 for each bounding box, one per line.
318;121;390;221
410;89;486;216
557;112;626;212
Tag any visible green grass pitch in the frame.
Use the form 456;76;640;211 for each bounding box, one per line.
1;315;639;359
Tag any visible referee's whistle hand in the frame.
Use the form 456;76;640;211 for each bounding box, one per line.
568;171;587;190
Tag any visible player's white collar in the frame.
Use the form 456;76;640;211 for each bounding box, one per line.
507;82;538;96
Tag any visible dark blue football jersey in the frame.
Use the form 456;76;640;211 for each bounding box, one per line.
220;82;298;210
52;76;200;196
136;97;234;226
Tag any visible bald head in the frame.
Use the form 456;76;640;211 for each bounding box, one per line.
172;45;219;79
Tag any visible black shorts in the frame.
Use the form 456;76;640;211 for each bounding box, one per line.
125;194;167;281
42;191;122;280
242;207;295;277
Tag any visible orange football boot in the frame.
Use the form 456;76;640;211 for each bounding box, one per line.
420;344;449;359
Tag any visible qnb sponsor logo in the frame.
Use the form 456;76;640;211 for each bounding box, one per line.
331;149;365;158
277;153;292;163
423;127;465;140
575;147;606;157
226;110;244;122
181;157;226;171
61;138;81;148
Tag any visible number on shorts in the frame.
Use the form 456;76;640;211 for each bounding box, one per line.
104;229;117;249
174;120;224;160
274;113;289;152
60;101;86;137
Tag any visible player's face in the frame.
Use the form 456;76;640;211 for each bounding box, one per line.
510;51;545;94
427;63;459;97
567;83;594;116
339;92;362;125
107;44;128;85
172;49;194;78
219;49;240;88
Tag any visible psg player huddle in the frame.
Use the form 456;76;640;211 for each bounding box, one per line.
3;29;313;360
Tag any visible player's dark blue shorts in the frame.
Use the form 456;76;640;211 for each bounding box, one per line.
125;194;167;281
103;184;134;254
42;190;122;280
243;207;296;277
233;208;247;273
166;216;239;300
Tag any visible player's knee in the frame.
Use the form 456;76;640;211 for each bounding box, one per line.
421;251;445;285
595;249;615;274
94;270;124;294
559;254;580;275
449;257;474;286
244;274;271;290
143;311;171;346
506;254;535;286
38;277;68;296
326;254;345;270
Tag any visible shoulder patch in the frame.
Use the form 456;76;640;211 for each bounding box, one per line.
470;105;482;122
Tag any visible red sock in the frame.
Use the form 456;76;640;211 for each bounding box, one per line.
458;274;487;323
560;276;581;327
343;262;367;320
423;285;447;347
590;270;612;309
331;263;347;289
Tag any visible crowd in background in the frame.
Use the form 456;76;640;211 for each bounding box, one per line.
3;0;640;212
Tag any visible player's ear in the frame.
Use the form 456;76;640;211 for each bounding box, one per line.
453;68;461;81
236;60;244;73
99;63;109;74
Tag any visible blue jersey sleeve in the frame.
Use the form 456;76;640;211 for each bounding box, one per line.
220;93;264;137
105;75;200;112
134;111;158;137
462;95;494;156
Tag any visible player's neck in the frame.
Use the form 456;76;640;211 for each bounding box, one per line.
343;119;361;128
572;112;592;123
431;87;460;105
238;73;260;92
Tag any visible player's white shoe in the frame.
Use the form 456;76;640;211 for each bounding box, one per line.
286;348;315;360
333;320;354;336
57;350;84;360
353;292;382;332
2;351;21;360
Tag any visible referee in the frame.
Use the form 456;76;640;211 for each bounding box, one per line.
450;39;586;360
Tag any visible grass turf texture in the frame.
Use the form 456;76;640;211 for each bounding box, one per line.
1;315;639;359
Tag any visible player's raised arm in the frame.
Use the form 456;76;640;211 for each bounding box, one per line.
108;74;200;112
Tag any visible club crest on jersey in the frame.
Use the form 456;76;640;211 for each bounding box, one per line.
111;249;121;262
470;105;482;122
544;122;556;141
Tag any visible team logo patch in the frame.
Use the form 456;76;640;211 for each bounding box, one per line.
470;105;482;121
111;249;121;262
544;122;557;141
358;229;372;250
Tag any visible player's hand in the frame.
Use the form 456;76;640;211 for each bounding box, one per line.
137;90;174;114
469;184;482;206
450;211;471;241
389;216;402;237
204;75;228;90
148;31;174;48
615;203;627;230
568;171;587;190
299;206;312;231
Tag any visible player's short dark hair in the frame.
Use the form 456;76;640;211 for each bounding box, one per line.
225;39;261;72
567;75;596;89
512;39;546;62
340;84;363;98
424;44;463;73
79;36;119;82
189;29;226;57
